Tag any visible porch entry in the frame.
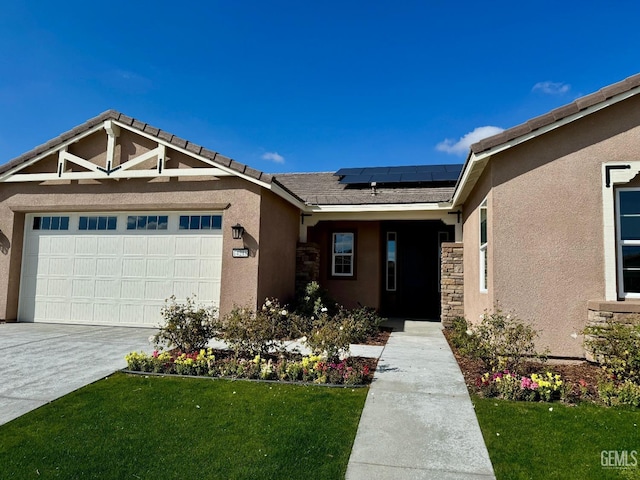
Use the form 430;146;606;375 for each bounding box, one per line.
381;220;454;319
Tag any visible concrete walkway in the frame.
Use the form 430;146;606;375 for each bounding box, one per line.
346;320;496;479
0;322;155;426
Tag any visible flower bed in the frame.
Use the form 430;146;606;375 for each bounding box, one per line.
477;370;564;402
125;348;375;386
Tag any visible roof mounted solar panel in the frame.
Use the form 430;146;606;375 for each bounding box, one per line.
400;172;434;182
335;164;464;185
334;167;365;176
339;174;373;184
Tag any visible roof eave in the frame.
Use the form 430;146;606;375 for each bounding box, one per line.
451;83;640;208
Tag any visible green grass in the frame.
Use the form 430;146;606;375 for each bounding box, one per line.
473;395;640;480
0;373;368;479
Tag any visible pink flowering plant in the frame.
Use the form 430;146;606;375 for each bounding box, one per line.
477;369;564;402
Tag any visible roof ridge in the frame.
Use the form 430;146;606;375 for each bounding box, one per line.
471;72;640;154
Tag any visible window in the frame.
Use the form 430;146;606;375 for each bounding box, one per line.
332;232;355;277
617;189;640;296
79;216;117;231
127;215;168;230
386;232;397;291
479;199;488;292
33;216;69;231
179;215;222;230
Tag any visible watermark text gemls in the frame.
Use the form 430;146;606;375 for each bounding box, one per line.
601;450;638;469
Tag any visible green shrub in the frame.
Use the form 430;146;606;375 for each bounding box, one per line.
583;318;640;384
598;380;640;407
465;309;544;374
293;281;339;331
447;317;481;356
219;299;299;356
305;312;353;361
153;296;219;353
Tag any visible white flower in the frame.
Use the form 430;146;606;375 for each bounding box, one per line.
281;309;288;316
466;329;473;336
265;300;272;307
549;407;553;412
321;307;328;313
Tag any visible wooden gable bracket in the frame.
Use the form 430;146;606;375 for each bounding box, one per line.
3;119;234;182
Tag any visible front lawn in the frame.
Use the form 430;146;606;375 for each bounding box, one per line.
473;395;640;480
0;373;367;479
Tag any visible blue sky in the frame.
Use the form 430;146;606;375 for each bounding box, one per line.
1;1;639;174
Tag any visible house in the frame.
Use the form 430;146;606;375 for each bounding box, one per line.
0;111;459;330
3;72;640;359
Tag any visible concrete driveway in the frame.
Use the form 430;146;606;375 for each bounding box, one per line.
0;322;156;426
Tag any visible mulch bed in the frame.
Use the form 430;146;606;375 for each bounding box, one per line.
443;330;605;399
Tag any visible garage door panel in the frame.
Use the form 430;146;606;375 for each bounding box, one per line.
145;280;173;300
121;280;146;299
147;236;173;255
98;236;123;255
51;236;73;255
96;258;122;276
47;278;70;297
174;259;199;278
146;259;173;277
75;237;98;255
71;302;93;320
123;259;147;277
95;279;121;299
175;237;200;256
123;237;147;255
19;212;223;326
73;258;97;276
48;258;68;276
46;302;71;321
72;278;95;297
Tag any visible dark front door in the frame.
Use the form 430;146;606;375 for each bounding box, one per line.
381;221;454;319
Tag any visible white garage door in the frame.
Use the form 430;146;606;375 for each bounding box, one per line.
18;212;223;326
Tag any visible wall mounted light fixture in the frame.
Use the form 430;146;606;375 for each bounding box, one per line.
231;223;245;240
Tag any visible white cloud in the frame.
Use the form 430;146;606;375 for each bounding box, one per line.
436;126;505;155
532;81;571;95
261;151;285;163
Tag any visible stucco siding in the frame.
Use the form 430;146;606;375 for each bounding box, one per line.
309;221;381;309
256;189;299;305
462;165;493;325
468;95;640;357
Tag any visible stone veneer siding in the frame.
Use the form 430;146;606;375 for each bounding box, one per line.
441;242;464;327
585;300;640;361
295;242;320;293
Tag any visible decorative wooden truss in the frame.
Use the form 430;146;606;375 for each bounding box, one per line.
0;120;236;183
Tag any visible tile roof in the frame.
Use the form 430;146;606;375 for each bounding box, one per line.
470;72;640;154
0;110;273;183
274;172;454;205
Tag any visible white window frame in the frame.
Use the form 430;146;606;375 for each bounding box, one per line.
616;187;640;298
479;198;488;293
386;232;397;291
332;232;355;277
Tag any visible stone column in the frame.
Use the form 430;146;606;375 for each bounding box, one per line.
441;242;464;328
295;242;320;293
